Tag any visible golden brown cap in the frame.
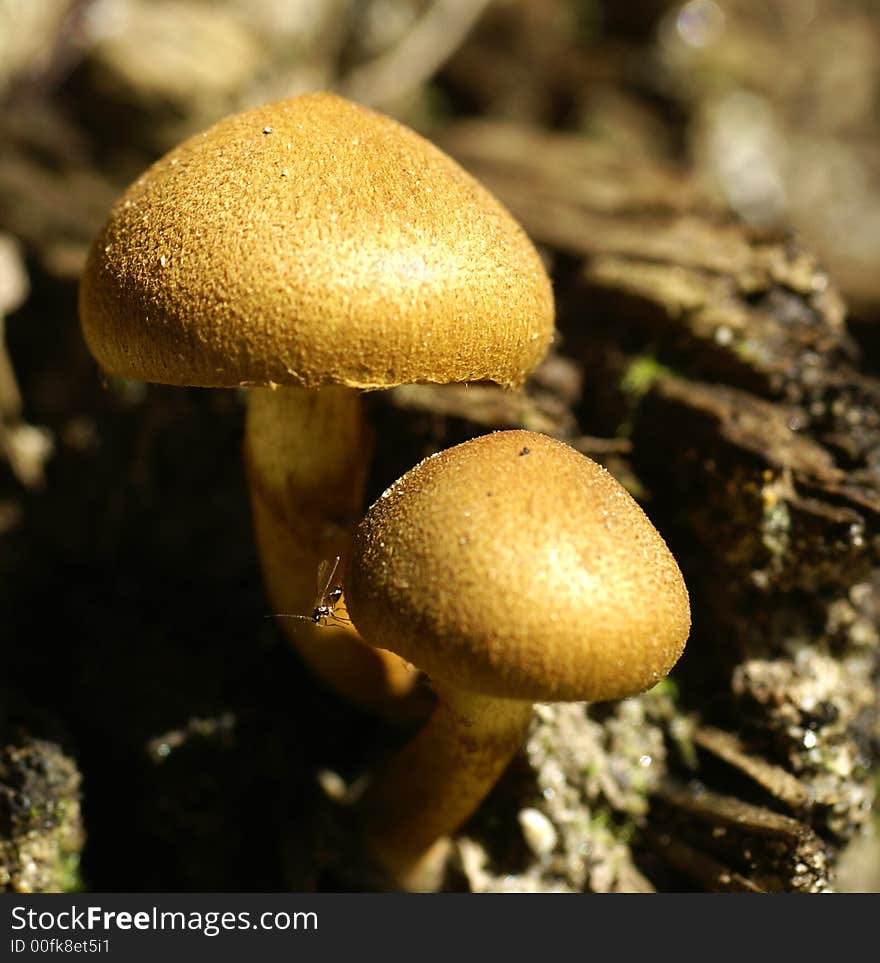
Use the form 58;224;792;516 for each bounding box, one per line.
79;93;554;390
346;430;690;702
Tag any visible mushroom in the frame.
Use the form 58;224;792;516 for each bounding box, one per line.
344;429;691;890
79;93;554;718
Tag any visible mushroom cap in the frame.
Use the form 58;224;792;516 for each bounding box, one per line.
346;430;690;702
79;93;553;390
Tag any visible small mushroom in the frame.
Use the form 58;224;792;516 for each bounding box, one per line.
79;93;553;718
345;430;691;890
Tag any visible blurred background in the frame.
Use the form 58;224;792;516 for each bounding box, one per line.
2;0;879;893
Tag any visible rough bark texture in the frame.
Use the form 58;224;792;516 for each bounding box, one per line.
381;118;880;891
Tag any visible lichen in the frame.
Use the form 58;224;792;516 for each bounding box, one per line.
0;738;85;893
455;685;679;892
732;643;876;839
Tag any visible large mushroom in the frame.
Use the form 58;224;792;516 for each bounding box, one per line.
344;430;691;890
79;93;554;718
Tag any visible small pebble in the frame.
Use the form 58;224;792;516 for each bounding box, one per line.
518;807;558;857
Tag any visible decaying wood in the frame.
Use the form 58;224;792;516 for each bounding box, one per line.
0;107;120;279
436;119;880;886
0;735;84;893
2;29;877;887
649;783;830;893
692;725;813;812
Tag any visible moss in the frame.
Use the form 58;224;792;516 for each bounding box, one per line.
618;355;677;438
649;677;679;701
56;851;83;894
589;807;636;846
619;355;675;400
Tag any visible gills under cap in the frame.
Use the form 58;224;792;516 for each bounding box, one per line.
79;93;554;390
346;430;691;702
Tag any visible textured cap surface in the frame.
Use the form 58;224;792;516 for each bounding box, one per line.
346;431;690;702
79;93;554;389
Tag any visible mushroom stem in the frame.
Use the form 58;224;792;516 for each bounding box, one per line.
357;684;533;890
244;385;425;721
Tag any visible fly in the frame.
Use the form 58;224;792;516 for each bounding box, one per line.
270;555;348;626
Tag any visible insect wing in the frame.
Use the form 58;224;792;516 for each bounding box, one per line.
314;555;341;608
269;555;343;623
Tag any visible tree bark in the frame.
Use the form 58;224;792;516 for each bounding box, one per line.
426;119;880;890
